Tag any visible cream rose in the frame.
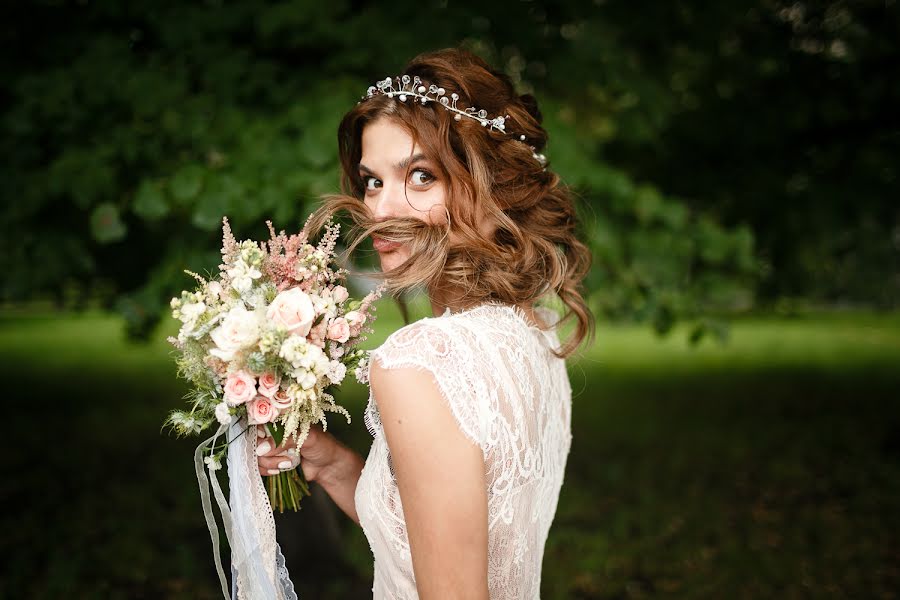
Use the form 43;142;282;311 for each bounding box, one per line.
326;317;350;343
210;305;261;361
257;371;281;398
266;288;315;337
247;395;278;425
224;370;257;406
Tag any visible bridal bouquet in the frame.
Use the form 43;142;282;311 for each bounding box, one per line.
166;216;379;512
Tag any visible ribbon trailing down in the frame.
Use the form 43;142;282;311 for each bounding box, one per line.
195;416;297;600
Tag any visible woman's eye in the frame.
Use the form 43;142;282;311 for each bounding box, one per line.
363;176;381;191
409;169;434;186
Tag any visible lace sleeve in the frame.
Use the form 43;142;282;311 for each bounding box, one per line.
368;319;491;451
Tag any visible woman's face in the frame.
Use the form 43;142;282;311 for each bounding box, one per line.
358;116;448;272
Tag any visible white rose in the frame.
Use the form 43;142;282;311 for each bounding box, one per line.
209;304;262;361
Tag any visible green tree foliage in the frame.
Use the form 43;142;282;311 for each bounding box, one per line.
1;0;783;340
591;0;899;306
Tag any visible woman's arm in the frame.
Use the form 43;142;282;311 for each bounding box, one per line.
370;362;489;600
257;426;365;524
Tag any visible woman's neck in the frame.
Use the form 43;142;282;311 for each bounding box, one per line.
429;291;546;329
428;286;476;317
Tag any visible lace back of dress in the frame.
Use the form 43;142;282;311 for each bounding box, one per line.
355;304;572;599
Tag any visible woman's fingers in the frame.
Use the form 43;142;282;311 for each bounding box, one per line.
255;432;296;457
257;434;300;475
258;452;300;475
254;424;332;478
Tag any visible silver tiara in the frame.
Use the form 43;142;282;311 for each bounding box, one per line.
362;74;548;168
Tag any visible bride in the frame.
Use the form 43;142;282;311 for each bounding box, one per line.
256;47;593;599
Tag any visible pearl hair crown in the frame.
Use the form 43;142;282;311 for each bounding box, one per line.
362;74;548;168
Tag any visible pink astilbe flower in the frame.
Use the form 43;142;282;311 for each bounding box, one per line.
346;285;385;342
316;220;341;260
263;220;311;289
357;285;384;318
219;217;240;287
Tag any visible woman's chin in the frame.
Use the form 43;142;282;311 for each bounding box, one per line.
378;250;408;272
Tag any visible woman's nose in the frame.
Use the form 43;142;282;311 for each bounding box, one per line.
369;180;407;220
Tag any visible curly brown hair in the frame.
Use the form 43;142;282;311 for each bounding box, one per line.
311;48;593;357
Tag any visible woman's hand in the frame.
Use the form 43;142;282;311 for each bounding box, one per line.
255;424;366;523
255;425;335;483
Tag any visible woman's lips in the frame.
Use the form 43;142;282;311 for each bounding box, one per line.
372;236;401;253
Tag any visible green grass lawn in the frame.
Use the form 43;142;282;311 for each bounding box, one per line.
1;305;898;598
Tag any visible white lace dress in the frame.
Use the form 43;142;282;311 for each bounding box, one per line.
354;303;573;599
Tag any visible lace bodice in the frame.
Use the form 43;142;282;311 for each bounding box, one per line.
354;303;573;599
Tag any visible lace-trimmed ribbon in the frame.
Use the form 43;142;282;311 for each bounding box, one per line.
194;416;298;599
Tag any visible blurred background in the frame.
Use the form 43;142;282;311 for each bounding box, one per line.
1;0;898;598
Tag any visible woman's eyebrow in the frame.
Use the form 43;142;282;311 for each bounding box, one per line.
358;153;429;175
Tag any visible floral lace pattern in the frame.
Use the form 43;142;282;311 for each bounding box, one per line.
228;417;297;600
354;304;573;599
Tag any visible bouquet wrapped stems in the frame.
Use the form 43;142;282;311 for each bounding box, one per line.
268;470;310;513
264;423;311;512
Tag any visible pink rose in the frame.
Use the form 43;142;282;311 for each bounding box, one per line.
331;286;349;304
266;288;315;337
247;395;279;425
257;371;281;398
270;388;292;411
307;321;328;348
224;370;257;406
327;317;350;343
